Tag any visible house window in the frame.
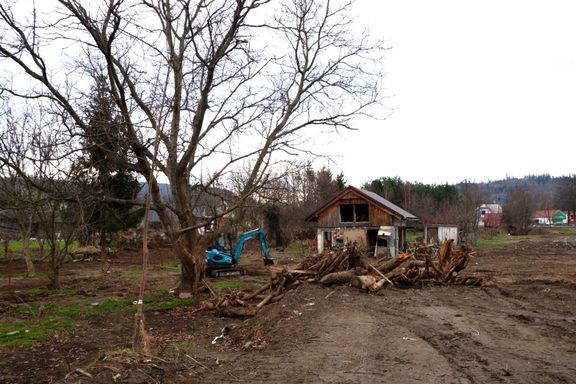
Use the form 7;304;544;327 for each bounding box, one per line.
340;204;354;222
355;204;369;222
340;203;369;223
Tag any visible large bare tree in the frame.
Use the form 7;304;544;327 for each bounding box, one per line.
0;0;383;295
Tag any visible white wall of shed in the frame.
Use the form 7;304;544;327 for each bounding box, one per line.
438;226;458;242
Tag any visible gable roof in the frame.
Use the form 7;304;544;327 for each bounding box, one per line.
532;210;566;219
305;186;417;222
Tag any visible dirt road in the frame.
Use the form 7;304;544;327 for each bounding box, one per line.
200;238;576;384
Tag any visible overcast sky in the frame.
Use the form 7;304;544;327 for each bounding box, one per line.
321;0;576;186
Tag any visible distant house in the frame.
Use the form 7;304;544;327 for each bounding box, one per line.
532;210;568;226
0;209;21;237
305;186;417;257
478;204;503;228
138;183;235;231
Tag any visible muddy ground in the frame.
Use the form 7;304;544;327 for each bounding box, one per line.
1;233;575;384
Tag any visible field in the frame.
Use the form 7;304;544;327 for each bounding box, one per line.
1;231;575;383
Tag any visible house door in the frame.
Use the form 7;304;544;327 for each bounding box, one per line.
368;229;391;257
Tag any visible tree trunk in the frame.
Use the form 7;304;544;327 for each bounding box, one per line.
178;253;205;297
48;266;60;289
22;236;36;278
47;245;62;289
176;230;204;297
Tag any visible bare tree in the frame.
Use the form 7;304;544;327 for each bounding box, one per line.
504;186;535;235
0;0;384;295
0;101;85;287
0;107;39;277
457;181;485;234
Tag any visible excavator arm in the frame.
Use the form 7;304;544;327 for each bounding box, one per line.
232;227;274;265
205;227;274;277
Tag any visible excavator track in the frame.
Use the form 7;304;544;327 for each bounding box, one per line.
208;268;246;278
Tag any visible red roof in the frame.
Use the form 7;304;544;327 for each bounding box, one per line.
532;210;557;219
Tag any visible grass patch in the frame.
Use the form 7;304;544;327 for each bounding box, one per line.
476;233;514;249
0;271;47;279
406;229;424;244
144;297;194;311
211;280;248;290
94;299;133;313
0;318;76;347
0;240;79;257
8;292;197;325
285;240;310;256
120;268;143;277
25;287;76;297
557;228;576;236
3;240;44;253
160;262;180;271
89;295;195;314
50;304;82;317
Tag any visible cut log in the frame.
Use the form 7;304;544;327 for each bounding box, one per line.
243;283;271;301
287;269;316;277
256;277;287;310
369;264;393;286
375;252;412;273
370;278;386;292
319;271;356;286
409;260;426;268
318;248;349;277
438;239;454;268
350;275;384;292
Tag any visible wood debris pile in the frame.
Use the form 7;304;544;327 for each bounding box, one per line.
204;239;482;318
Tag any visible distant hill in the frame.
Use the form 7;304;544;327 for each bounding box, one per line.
456;174;562;206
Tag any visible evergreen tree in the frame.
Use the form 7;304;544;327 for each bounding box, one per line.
334;172;347;191
79;74;142;246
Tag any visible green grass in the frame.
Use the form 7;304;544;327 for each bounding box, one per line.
160;262;180;271
3;240;43;252
3;291;198;348
13;305;43;317
406;229;424;244
89;295;196;314
9;293;196;321
557;228;576;236
2;240;78;252
476;233;514;249
120;268;144;277
0;318;76;347
211;280;248;290
50;304;82;317
285;240;310;256
0;271;47;279
90;299;134;316
145;297;195;311
26;287;75;297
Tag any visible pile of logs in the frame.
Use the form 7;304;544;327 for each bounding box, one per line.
203;240;482;317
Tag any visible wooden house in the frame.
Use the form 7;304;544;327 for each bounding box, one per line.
305;186;417;257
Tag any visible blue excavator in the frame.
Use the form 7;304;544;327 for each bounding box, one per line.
205;227;275;277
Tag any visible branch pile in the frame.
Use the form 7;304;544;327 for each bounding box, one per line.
203;240;482;318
